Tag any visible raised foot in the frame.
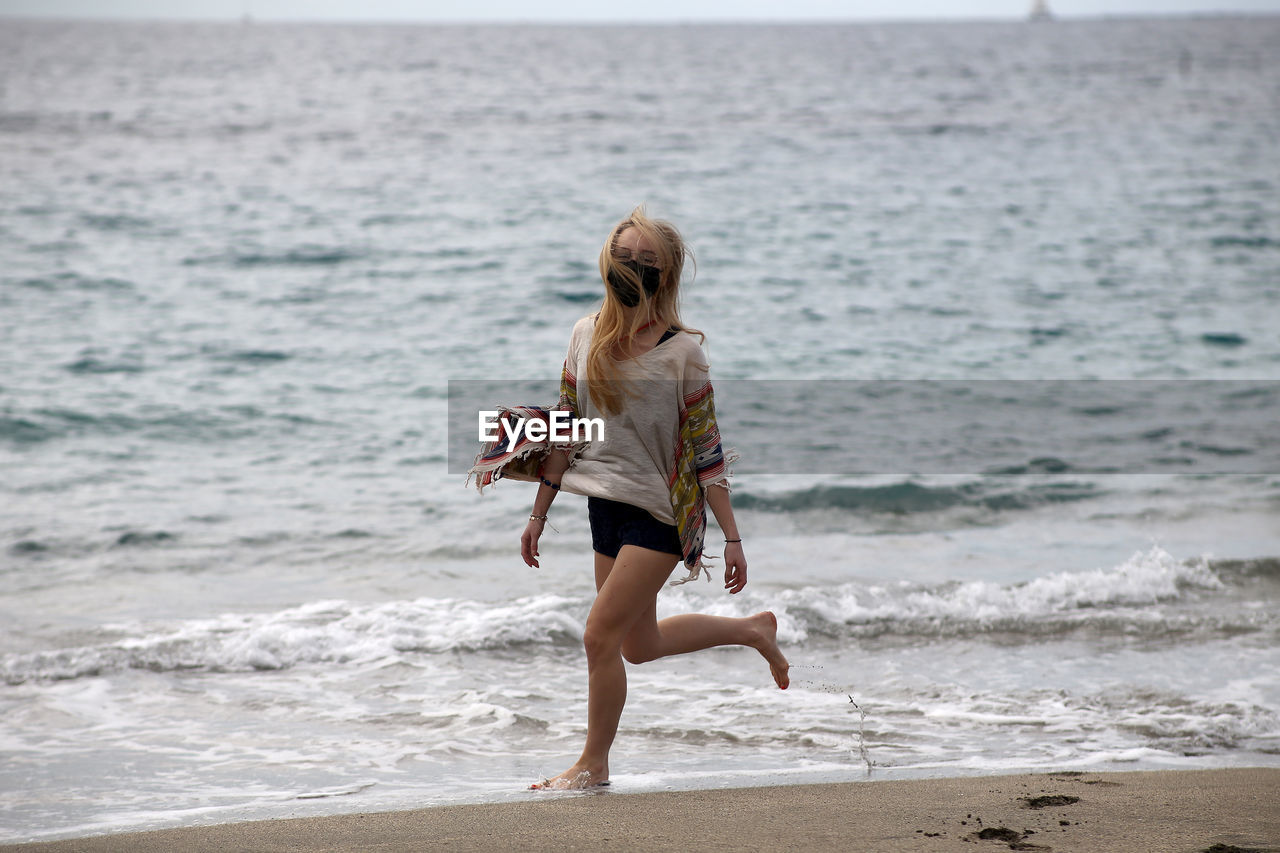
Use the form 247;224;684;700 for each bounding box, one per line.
750;611;790;690
529;766;610;791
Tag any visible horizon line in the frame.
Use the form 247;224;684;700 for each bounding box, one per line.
2;9;1277;26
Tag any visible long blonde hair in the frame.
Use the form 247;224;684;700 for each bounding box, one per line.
586;206;702;415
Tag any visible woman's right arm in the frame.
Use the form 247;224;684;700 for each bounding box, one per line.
520;449;570;568
523;320;584;568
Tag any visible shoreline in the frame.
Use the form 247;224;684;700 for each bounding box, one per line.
8;768;1277;852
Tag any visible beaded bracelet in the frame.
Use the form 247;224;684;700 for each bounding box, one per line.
540;477;560;490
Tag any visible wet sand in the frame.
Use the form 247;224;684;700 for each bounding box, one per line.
9;768;1278;852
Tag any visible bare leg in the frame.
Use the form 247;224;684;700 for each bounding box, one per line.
627;611;790;690
534;546;790;791
534;546;678;790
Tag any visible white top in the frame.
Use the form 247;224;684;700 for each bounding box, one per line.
558;315;712;525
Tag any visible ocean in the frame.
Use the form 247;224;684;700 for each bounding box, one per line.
1;15;1278;843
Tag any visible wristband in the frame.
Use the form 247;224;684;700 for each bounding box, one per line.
725;538;742;543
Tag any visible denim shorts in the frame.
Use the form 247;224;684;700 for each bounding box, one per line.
587;496;683;558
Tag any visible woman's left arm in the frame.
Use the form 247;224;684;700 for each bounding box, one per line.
705;484;746;594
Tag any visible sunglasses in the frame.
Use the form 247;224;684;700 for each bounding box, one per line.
610;246;662;269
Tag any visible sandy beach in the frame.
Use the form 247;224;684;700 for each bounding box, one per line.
9;768;1277;852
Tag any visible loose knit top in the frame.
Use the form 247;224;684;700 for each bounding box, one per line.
558;315;703;524
469;314;734;583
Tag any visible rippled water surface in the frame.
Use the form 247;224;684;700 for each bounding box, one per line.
1;16;1279;843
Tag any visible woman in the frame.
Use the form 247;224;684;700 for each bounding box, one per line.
511;207;789;790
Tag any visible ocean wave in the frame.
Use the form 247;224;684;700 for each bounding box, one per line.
64;356;145;375
113;530;177;547
1210;235;1279;250
1;595;586;685
5;548;1272;685
1200;332;1248;347
181;247;367;267
732;479;1103;515
0;415;54;445
0;403;329;447
764;547;1238;643
211;349;292;364
1210;556;1280;579
653;680;1279;762
78;212;154;232
855;685;1279;761
7;271;138;293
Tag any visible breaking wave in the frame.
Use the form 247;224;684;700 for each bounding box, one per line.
6;548;1273;685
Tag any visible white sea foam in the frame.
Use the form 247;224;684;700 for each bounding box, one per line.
1;547;1249;684
670;546;1235;642
1;594;586;684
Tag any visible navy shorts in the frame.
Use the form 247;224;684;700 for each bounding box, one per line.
588;496;683;559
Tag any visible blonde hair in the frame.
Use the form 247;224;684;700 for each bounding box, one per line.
586;205;703;415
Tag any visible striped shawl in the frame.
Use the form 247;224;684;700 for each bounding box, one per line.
469;357;734;585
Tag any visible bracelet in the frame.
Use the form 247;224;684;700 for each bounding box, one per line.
540;477;560;490
725;538;742;543
529;513;558;533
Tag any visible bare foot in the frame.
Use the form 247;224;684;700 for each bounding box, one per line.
749;611;790;690
529;763;609;791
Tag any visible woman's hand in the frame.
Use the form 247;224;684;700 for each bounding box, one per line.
723;541;747;594
521;517;546;568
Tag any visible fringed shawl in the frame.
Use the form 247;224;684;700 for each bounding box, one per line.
469;343;734;586
665;371;737;584
467;405;585;490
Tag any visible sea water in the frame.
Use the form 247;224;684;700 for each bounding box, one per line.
1;16;1279;842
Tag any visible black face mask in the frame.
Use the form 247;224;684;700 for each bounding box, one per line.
607;260;661;307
